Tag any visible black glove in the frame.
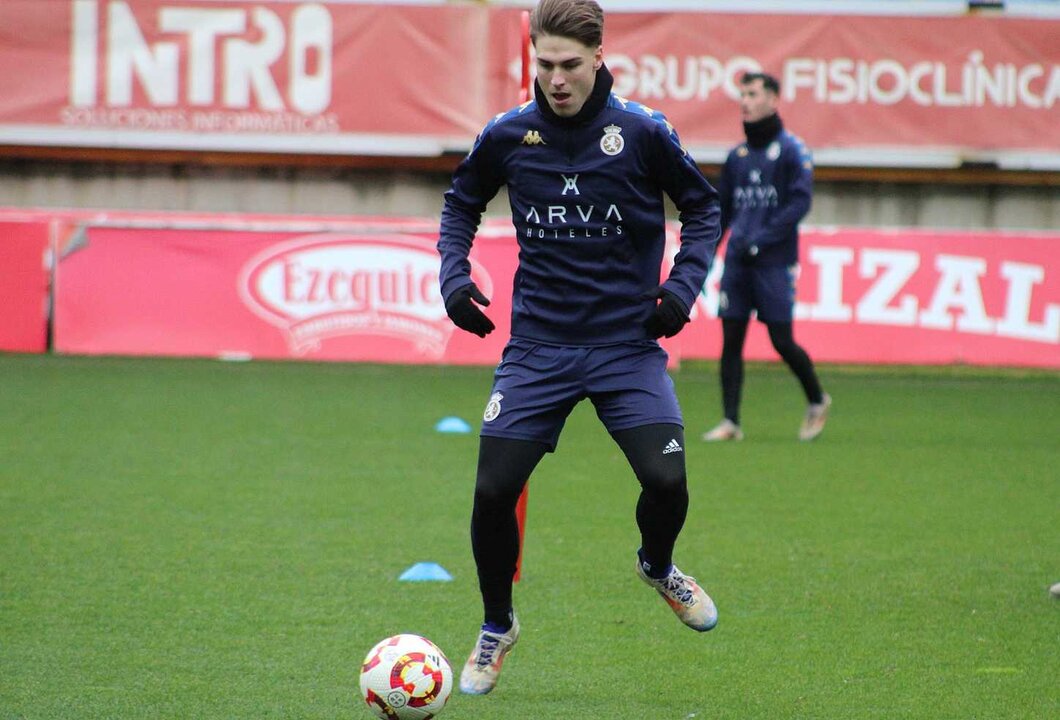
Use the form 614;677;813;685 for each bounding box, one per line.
445;283;495;338
644;287;690;339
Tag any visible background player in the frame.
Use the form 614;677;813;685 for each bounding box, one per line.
703;72;831;443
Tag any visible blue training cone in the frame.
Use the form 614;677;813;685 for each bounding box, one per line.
434;416;472;434
399;562;453;582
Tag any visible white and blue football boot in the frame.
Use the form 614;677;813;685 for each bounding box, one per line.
799;393;832;441
459;615;520;695
636;557;718;632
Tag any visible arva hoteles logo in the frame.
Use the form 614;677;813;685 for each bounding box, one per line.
238;235;488;357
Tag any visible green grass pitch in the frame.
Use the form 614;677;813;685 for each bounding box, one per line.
1;354;1057;719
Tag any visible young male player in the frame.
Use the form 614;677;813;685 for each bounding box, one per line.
438;0;721;696
702;72;831;443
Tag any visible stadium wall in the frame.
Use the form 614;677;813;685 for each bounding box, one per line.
0;1;1056;228
0;160;1057;233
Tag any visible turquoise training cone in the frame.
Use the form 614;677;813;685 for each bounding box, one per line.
399;562;453;582
434;416;472;433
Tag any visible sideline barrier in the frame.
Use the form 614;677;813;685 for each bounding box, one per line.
684;228;1060;369
3;208;1057;368
53;217;513;365
0;213;56;353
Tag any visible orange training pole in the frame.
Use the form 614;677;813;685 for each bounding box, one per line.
513;8;531;582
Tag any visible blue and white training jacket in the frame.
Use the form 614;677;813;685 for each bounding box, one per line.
719;118;813;267
438;66;720;346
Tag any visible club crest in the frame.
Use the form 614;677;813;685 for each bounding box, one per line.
767;141;781;160
600;124;624;156
484;392;504;422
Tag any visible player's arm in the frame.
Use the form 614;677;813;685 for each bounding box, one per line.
750;142;812;250
650;119;721;314
438;127;504;337
439;128;503;300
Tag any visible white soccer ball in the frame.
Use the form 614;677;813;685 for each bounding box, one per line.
359;634;453;720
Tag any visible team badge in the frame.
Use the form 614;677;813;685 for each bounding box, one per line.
737;146;749;158
600;124;624;156
767;141;781;161
522;130;546;146
483;392;504;422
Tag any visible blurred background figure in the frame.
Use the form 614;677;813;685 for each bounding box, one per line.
703;72;830;443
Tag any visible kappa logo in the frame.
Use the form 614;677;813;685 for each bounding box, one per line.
522;130;546;146
749;169;762;184
600;124;624;156
663;439;684;454
483;392;504;422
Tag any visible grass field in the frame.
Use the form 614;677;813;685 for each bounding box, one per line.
1;353;1057;719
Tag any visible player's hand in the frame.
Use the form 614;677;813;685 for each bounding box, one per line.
445;283;495;338
645;287;690;339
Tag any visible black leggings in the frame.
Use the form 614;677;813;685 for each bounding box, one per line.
720;318;823;424
471;424;688;626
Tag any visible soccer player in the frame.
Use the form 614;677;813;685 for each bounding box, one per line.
438;0;721;696
702;72;831;443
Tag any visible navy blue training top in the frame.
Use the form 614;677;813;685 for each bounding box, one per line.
438;67;720;346
719;125;813;267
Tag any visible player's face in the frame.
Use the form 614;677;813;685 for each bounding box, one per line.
534;34;602;117
739;80;778;122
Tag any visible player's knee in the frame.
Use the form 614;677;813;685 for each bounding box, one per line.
770;337;797;358
639;464;687;498
767;326;800;358
473;474;524;512
720;343;742;362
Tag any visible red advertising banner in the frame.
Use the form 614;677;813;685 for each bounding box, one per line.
51;214;1058;369
0;219;51;353
597;11;1060;167
682;228;1060;369
53;220;517;365
0;0;496;155
0;2;1056;167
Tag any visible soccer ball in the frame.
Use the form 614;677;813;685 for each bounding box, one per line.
359;634;453;719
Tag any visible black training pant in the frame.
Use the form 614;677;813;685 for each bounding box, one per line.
470;423;688;626
719;318;823;424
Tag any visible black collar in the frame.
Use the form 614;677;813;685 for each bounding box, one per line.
743;113;783;149
535;64;614;127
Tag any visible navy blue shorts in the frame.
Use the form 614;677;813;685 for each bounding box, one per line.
718;262;799;322
480;338;683;451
